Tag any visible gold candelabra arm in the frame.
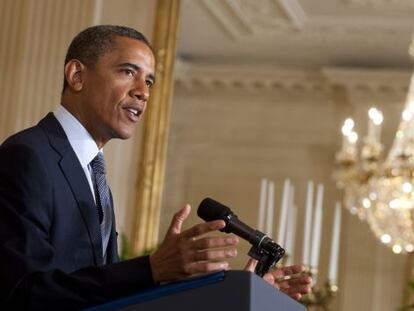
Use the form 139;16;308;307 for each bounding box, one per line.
361;140;383;162
300;267;338;311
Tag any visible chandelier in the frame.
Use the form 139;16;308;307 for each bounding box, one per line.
334;72;414;255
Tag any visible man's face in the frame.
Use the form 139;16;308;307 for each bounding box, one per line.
79;36;155;147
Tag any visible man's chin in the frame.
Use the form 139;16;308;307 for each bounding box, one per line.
115;129;134;141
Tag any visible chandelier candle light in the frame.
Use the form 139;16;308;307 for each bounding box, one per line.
335;72;414;254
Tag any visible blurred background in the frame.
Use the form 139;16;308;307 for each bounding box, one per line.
0;0;413;310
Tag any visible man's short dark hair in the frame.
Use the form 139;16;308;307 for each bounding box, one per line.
62;25;152;91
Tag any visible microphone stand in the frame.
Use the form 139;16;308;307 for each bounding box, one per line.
247;236;285;277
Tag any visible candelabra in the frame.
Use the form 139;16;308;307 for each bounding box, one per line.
258;178;342;309
278;257;338;311
300;270;338;311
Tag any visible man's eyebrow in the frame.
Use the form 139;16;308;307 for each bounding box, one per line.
117;62;156;84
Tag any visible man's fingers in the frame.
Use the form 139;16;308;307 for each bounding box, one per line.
276;274;312;290
282;284;311;296
271;264;307;281
183;261;230;275
167;204;191;236
189;248;238;261
192;236;239;250
288;293;302;301
181;220;226;239
244;258;257;272
277;264;305;277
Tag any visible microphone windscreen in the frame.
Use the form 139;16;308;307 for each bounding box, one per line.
197;197;233;222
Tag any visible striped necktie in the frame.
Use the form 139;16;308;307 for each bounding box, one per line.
90;152;113;263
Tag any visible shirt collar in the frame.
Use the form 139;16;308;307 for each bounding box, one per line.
53;105;101;168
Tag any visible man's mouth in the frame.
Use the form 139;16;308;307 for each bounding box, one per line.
126;108;139;116
124;107;142;121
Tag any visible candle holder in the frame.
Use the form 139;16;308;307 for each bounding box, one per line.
300;267;338;311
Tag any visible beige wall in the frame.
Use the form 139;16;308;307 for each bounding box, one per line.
0;0;156;241
161;67;408;310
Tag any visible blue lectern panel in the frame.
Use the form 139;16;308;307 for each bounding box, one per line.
85;271;226;311
86;271;305;311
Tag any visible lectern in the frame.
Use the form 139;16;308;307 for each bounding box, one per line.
86;271;306;311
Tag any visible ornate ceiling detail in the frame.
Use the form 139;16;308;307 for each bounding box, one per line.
227;0;307;31
200;0;413;40
174;60;410;94
201;0;306;38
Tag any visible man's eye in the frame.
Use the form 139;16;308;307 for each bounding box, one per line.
146;80;153;88
123;69;134;76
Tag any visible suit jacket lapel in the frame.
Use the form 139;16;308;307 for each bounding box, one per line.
38;113;103;266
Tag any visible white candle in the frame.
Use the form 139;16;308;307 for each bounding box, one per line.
368;108;383;143
375;116;383;142
285;205;297;266
342;133;350;152
287;184;295;249
368;118;376;141
284;185;295;255
341;118;353;151
302;181;314;266
257;178;268;232
277;179;290;245
328;201;342;285
310;184;324;283
265;181;275;237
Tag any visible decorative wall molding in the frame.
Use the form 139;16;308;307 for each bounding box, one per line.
322;67;411;94
346;0;414;8
175;60;327;92
175;60;411;95
131;0;181;254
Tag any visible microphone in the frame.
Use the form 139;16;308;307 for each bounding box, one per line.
198;197;266;245
197;197;285;276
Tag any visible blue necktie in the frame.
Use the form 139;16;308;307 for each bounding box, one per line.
90;153;113;263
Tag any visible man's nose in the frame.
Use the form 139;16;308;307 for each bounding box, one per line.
130;78;149;101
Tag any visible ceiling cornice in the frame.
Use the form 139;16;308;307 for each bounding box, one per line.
322;68;411;93
346;0;414;8
174;60;411;94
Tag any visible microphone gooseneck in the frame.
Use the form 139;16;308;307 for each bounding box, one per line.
197;197;285;277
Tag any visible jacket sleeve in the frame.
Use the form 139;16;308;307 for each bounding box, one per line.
0;143;156;310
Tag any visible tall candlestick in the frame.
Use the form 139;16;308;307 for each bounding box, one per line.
285;185;295;258
310;184;324;284
265;181;275;237
257;178;268;232
288;185;295;251
277;179;290;245
302;181;314;266
328;201;342;285
285;205;297;266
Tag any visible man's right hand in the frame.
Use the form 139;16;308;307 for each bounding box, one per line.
149;204;239;283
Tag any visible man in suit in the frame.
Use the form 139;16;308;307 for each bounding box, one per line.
0;25;310;310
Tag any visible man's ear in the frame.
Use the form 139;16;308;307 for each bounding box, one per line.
64;59;85;92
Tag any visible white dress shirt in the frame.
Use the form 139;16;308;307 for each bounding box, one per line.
53;105;100;203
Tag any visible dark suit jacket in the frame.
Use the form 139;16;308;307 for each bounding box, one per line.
0;113;155;310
